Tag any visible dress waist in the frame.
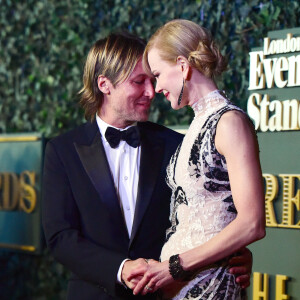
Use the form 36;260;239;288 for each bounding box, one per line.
161;258;232;300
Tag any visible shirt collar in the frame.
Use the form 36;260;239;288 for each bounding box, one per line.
96;114;137;143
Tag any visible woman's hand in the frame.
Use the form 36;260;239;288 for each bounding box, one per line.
129;259;174;295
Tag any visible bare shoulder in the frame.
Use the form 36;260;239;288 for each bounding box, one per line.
218;110;251;130
216;110;257;155
217;110;255;137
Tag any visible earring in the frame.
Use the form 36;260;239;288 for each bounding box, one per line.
177;78;185;106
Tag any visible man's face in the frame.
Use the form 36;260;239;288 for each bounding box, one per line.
100;59;155;128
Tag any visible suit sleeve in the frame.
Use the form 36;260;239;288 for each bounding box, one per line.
42;140;126;295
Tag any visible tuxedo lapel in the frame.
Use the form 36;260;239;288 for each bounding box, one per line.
129;125;165;246
74;122;128;239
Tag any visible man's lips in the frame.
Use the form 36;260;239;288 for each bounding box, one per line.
136;101;151;108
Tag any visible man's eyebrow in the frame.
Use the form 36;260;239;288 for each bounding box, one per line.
131;73;149;79
134;74;146;77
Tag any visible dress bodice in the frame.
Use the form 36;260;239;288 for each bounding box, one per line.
160;90;244;300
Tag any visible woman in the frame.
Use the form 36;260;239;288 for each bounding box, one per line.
130;19;266;299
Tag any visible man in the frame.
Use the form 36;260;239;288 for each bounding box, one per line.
42;33;252;300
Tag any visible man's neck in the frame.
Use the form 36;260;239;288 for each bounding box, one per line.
97;113;135;129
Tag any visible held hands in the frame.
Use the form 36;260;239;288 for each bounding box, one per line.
129;259;174;295
122;248;252;295
122;258;174;295
121;258;148;289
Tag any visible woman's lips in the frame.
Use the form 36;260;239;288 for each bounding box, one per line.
164;92;170;100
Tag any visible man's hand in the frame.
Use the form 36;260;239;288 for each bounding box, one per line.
121;258;148;289
229;247;253;289
130;259;173;295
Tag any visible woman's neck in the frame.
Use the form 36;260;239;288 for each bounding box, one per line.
186;70;218;107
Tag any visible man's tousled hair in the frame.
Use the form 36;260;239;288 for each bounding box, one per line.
79;32;146;121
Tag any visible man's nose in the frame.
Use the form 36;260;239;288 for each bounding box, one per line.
145;81;155;99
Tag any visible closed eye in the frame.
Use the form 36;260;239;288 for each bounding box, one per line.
133;80;145;85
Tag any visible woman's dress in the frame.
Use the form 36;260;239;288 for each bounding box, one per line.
160;90;245;300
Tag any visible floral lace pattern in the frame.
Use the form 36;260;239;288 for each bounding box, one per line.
161;90;245;299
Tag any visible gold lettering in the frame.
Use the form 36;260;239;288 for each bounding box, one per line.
260;94;270;132
247;93;261;130
0;172;19;210
263;37;271;55
19;171;36;214
263;174;279;227
269;100;283;131
263;57;277;88
0;171;37;213
249;51;265;90
247;94;300;132
287;55;300;87
274;57;289;88
282;100;300;130
253;272;269;300
276;275;289;300
278;174;300;228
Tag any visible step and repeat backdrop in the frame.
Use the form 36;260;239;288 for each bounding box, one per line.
0;134;44;254
0;27;299;300
247;27;300;299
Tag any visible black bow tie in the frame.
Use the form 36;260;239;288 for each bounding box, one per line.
105;126;141;148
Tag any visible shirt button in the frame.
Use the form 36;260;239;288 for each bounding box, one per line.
124;176;128;180
123;149;126;153
126;206;130;211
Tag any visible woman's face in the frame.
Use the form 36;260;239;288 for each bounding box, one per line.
147;48;186;110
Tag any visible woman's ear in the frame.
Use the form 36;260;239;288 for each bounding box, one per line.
97;75;111;94
176;56;190;80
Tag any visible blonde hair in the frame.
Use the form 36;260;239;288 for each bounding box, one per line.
143;19;227;79
79;33;146;121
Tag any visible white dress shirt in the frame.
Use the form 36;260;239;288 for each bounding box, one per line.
96;115;141;236
96;115;141;284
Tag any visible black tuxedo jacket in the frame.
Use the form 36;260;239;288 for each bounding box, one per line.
42;120;183;300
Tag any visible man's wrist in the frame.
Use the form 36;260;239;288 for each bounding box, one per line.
117;258;131;287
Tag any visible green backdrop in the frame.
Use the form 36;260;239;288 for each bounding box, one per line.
248;132;300;299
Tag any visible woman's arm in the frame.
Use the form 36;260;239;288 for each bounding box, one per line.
132;110;265;295
180;110;265;270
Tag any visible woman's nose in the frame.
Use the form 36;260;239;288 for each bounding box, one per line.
155;81;162;93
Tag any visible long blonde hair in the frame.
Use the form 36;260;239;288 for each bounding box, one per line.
143;19;227;79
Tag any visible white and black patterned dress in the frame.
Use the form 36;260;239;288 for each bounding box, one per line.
160;90;246;300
